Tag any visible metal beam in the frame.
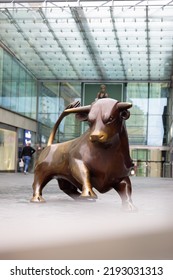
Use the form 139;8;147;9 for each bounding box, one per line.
38;8;81;79
146;5;151;80
1;1;173;6
2;8;58;79
70;6;108;80
110;7;127;80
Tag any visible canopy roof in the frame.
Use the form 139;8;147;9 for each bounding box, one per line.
0;1;173;82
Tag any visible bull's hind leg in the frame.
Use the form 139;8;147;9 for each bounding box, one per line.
114;176;137;211
58;179;81;199
30;171;51;202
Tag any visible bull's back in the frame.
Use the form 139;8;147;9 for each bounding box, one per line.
35;139;77;171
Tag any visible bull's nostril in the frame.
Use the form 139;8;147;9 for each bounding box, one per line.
90;135;97;142
90;134;106;142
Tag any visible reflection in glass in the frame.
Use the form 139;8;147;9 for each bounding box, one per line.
0;47;37;119
0;128;16;171
126;82;168;146
38;81;81;144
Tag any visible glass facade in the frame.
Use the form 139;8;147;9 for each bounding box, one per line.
0;45;171;176
38;81;81;145
126;83;168;147
126;82;169;177
0;48;37;119
131;149;163;178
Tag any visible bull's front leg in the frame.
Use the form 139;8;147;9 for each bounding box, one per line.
71;158;97;199
30;168;50;202
31;181;45;202
114;176;137;212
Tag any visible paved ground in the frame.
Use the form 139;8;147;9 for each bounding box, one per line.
0;173;173;259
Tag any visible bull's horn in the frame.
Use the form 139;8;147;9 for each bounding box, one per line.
64;105;91;113
117;102;132;110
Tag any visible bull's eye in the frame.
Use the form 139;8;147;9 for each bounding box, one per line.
106;116;114;124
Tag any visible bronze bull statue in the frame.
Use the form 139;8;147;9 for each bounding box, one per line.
31;98;136;211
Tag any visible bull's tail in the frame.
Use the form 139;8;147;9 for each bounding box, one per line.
47;101;80;146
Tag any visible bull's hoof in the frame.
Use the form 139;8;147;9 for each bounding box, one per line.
30;195;45;203
80;189;98;199
122;202;138;212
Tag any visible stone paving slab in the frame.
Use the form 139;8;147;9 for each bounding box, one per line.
0;173;173;259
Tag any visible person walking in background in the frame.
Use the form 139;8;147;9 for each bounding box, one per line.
21;141;35;174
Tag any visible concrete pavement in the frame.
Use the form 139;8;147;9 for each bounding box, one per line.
0;173;173;259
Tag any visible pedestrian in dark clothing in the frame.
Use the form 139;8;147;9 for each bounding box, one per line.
21;142;35;174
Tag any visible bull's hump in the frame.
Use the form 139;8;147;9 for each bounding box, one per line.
89;98;118;120
96;98;118;104
36;146;51;166
95;98;118;110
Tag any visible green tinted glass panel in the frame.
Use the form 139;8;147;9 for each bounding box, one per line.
83;83;123;105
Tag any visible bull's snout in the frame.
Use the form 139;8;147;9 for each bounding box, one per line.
90;132;107;143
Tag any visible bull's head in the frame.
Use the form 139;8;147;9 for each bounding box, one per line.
65;98;132;144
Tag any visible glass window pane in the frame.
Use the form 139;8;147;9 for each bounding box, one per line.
38;81;81;144
11;59;19;112
126;83;148;145
1;48;37;119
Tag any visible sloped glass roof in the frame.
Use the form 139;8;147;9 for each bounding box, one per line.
0;1;173;81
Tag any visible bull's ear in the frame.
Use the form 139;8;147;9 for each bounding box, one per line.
111;101;132;119
120;110;130;120
117;102;132;120
76;112;89;122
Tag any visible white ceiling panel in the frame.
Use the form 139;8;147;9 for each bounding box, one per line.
0;1;173;81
